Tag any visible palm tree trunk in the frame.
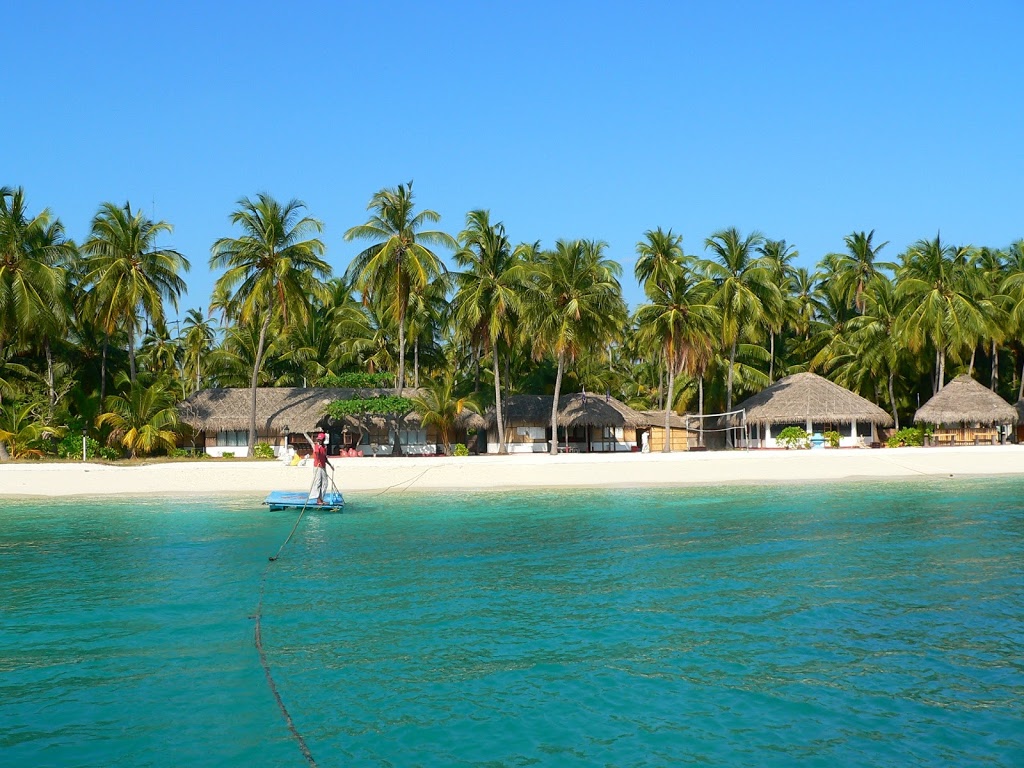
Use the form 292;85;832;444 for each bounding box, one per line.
396;306;406;396
888;371;899;430
1018;352;1024;402
473;345;480;393
727;338;737;411
101;336;108;404
663;358;675;453
726;338;738;447
549;350;564;456
698;374;705;447
45;340;55;420
991;341;998;391
769;332;775;383
657;366;664;410
414;338;419;389
0;341;7;457
938;347;946;390
128;322;137;385
248;314;272;454
493;350;506;455
969;347;976;377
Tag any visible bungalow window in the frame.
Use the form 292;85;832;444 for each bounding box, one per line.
602;426;623;440
519;426;546;440
566;426;587;443
361;427;390;445
397;429;427;445
217;430;248;446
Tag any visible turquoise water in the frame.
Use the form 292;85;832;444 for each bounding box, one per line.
2;480;1023;767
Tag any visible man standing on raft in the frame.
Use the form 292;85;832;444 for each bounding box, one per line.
312;435;333;505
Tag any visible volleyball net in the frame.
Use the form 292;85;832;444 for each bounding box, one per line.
679;408;749;448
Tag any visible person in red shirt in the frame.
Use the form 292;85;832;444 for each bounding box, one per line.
312;436;333;505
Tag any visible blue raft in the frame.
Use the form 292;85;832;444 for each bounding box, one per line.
263;490;345;511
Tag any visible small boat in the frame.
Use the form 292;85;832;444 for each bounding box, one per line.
263;490;345;511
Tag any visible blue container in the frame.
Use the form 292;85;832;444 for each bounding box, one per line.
810;432;826;449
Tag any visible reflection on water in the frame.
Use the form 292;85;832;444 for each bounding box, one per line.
1;480;1023;767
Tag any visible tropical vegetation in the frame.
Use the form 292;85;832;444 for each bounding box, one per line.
2;180;1023;460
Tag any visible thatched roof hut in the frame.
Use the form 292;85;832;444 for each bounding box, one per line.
483;393;644;429
722;372;893;427
914;375;1018;426
179;387;485;434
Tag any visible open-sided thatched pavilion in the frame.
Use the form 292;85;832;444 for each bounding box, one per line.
483;393;645;453
914;375;1018;445
179;387;484;457
723;372;893;448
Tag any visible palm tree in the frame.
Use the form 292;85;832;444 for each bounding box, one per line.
830;230;895;313
181;308;215;392
1000;240;1024;400
0;400;60;459
523;239;627;455
410;374;479;454
96;375;179;458
758;239;799;382
633;270;719;451
700;227;779;414
452;210;526;454
344;182;457;395
210;194;330;453
635;227;685;293
0;187;75;414
81;202;189;385
845;276;906;428
790;267;827;341
897;235;988;392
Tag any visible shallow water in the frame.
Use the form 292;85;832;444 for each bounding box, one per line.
1;479;1023;767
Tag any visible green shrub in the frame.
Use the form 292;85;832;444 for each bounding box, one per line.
221;451;235;459
453;443;469;456
886;427;925;448
776;426;810;449
253;442;276;459
824;430;841;448
168;448;208;458
56;434;119;461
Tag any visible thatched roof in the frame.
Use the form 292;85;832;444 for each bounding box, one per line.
914;375;1018;426
484;393;645;429
638;410;698;431
179;387;486;434
722;372;893;427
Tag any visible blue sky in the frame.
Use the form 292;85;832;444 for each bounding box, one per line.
4;0;1022;314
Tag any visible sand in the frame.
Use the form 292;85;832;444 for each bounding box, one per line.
1;445;1022;499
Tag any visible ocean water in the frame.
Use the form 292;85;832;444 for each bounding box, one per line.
1;479;1022;767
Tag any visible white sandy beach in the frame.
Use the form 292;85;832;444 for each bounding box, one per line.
1;445;1022;498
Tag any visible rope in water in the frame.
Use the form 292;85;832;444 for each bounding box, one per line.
252;477;320;768
252;463;426;766
368;465;434;497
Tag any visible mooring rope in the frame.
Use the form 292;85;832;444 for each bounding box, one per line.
252;462;429;766
368;464;435;497
252;478;320;768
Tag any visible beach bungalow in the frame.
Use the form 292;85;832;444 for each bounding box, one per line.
914;375;1018;445
637;410;701;452
179;387;484;457
1017;400;1024;444
722;372;893;448
483;393;644;453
